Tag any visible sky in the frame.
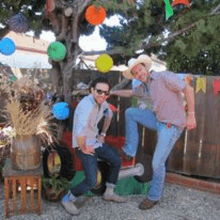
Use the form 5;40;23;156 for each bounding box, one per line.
1;11;166;71
39;15;122;51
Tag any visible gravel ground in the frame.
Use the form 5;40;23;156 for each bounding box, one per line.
0;182;220;220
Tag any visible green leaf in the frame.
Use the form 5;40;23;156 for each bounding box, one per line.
197;20;206;33
174;39;186;51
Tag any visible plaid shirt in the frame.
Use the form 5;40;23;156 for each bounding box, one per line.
133;71;187;128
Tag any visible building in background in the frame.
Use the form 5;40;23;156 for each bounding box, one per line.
0;31;51;78
76;53;167;72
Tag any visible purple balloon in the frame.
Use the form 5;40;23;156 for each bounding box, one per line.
9;14;29;33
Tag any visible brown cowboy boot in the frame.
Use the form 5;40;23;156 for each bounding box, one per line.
139;198;158;210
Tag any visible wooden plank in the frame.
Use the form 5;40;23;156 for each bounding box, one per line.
135;126;153;181
20;177;26;214
135;125;145;159
143;127;157;156
203;76;220;144
38;176;41;214
30;177;35;212
118;75;132;137
4;178;9;218
215;144;220;177
167;129;186;173
166;172;220;194
196;142;217;178
12;178;17;215
183;76;207;175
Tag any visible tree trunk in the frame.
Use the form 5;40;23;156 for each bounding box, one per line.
48;0;92;102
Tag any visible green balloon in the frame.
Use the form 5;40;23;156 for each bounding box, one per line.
47;41;67;61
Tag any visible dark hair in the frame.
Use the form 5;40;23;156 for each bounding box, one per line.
89;77;110;93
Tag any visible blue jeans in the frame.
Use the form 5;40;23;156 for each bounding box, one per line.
70;143;121;197
124;108;184;201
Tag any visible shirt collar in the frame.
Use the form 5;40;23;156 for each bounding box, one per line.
149;70;160;80
88;94;96;105
88;94;104;108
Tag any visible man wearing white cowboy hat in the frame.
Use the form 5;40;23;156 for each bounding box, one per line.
110;54;196;210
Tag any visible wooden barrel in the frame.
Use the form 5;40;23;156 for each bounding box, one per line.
11;135;41;171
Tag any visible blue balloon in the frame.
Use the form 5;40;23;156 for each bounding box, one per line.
0;38;16;55
53;102;69;120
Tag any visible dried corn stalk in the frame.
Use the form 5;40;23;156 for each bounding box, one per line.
0;75;57;146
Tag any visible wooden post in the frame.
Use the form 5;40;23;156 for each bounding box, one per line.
30;177;35;212
4;178;9;217
38;176;42;214
12;178;17;215
20;177;26;213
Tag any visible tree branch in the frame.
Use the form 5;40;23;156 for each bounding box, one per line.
210;3;220;15
77;0;92;15
82;3;220;56
0;25;10;39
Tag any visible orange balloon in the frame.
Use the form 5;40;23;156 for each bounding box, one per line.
171;0;190;6
85;5;106;26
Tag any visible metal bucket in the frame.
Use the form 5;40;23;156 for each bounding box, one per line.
11;135;41;171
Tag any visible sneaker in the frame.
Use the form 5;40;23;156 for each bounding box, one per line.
117;149;133;161
61;195;80;215
138;198;158;210
103;192;127;203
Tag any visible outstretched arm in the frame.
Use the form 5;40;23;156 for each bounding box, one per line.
183;85;197;130
110;90;134;97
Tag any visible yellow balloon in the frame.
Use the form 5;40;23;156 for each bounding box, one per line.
95;54;113;73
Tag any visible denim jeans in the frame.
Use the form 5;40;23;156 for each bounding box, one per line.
70;143;121;197
123;107;184;201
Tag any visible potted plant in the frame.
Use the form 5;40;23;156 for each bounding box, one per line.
42;175;70;202
0;76;56;171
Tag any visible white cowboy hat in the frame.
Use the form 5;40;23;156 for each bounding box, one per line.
122;54;153;79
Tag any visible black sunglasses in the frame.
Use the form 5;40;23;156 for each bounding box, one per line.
95;89;110;96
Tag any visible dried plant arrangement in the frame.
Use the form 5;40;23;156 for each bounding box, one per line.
0;74;57;148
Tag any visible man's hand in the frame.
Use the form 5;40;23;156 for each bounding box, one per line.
81;145;95;155
97;135;105;144
186;114;197;130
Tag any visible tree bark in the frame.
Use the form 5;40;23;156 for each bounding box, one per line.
0;25;10;39
48;0;92;102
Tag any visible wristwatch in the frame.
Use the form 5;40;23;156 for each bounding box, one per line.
100;132;106;137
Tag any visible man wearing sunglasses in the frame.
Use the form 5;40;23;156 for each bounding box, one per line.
61;77;126;216
110;54;196;210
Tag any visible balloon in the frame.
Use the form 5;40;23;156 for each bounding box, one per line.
0;38;16;55
172;0;190;6
95;54;113;73
85;5;106;26
47;41;67;61
53;102;69;120
9;14;29;33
